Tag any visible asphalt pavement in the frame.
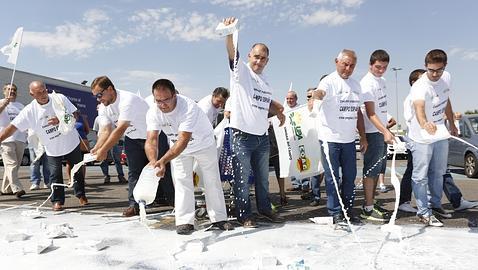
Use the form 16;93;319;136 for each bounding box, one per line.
1;159;477;228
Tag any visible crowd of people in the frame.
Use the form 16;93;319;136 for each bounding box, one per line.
1;16;477;235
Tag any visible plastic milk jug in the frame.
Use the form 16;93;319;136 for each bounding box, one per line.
133;165;161;205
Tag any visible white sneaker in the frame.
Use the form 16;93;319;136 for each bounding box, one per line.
418;214;443;227
399;201;417;213
455;198;478;211
30;184;40;190
41;183;51;189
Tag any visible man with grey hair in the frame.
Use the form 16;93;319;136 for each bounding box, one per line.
0;81;87;210
310;49;367;225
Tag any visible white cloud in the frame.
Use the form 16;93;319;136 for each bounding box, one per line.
450;47;478;61
210;0;273;9
302;8;355;26
115;69;197;97
83;9;110;24
341;0;363;8
22;9;108;57
119;9;221;43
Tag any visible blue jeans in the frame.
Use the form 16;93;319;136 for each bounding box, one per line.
320;141;356;216
232;129;272;221
46;144;84;204
399;150;413;205
29;149;50;185
310;174;322;201
443;169;462;208
290;176;310;190
411;139;448;217
124;137;148;207
100;144;124;177
363;132;387;177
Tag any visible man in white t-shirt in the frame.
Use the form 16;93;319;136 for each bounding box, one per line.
223;17;286;228
197;87;229;126
359;49;395;222
407;49;458;227
145;79;233;235
0;81;87;211
0;83;27;197
90;76;149;217
310;49;367;226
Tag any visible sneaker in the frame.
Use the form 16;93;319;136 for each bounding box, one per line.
241;218;258;228
42;183;51;189
212;221;235;231
355;183;363;190
52;202;63;211
418;214;443;227
118;175;127;184
333;213;347;226
30;184;40;190
399;201;417;213
455;198;478;211
432;207;452;219
346;212;364;225
258;211;285;223
373;202;392;218
360;207;389;222
103;175;111;184
309;200;320;207
378;185;390;193
176;224;195;235
286;187;301;192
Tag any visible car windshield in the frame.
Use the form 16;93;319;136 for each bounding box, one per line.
469;117;478;134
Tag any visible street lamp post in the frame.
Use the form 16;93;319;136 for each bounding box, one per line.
391;67;402;131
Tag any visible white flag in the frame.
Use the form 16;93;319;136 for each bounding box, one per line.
1;27;23;65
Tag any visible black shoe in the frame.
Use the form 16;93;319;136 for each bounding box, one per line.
432;207;452;219
309;200;320;207
118;175;127;184
103;175;111;184
15;190;26;198
212;221;235;231
176;224;194;235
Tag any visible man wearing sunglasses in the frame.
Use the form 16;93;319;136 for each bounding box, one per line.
90;76;149;217
0;81;87;211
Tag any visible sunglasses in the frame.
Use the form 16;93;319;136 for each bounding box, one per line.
94;87;107;99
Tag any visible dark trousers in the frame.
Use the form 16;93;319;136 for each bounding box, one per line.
155;131;175;205
124;136;149;207
47;144;84;204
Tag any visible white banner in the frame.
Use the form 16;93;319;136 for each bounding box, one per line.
272;104;323;178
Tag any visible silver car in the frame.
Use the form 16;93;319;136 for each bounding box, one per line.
448;114;478;178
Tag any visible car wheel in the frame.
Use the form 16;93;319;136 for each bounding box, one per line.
21;154;30;166
464;153;478;178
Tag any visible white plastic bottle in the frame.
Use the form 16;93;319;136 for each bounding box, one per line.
133;165;161;221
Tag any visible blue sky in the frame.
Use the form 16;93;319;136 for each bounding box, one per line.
1;0;477;127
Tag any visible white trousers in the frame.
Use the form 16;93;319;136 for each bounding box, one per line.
171;145;227;225
1;141;26;193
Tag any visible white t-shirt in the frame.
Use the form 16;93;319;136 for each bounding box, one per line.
360;72;388;134
408;71;451;143
144;94;155;108
229;60;272;135
197;95;221;124
0;100;27;143
317;71;362;143
146;94;215;154
403;92;413;131
12;94;79;156
98;90;148;140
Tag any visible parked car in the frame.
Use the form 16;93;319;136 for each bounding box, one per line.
0;147;30;166
447;114;478;178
